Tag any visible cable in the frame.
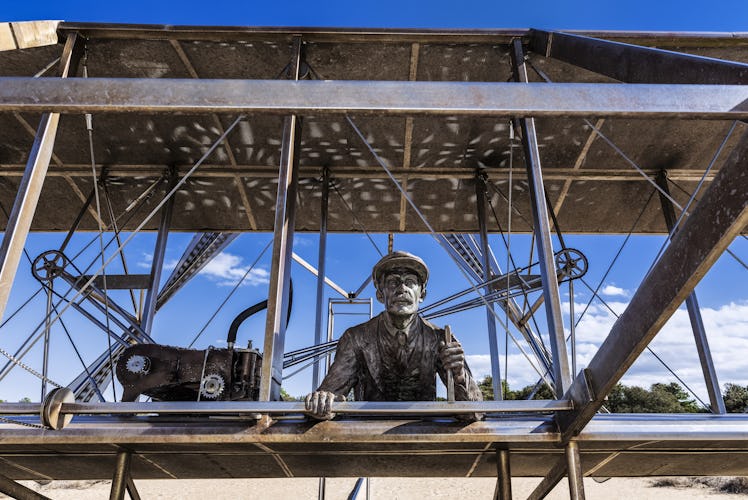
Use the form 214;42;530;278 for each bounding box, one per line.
188;238;272;348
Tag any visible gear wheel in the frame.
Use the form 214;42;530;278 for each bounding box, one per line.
125;355;150;375
199;373;225;400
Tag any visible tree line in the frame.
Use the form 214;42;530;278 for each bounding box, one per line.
478;376;748;413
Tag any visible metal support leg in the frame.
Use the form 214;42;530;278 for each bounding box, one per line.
476;173;502;400
510;39;571;396
565;441;585;500
318;477;326;500
0;472;51;500
260;36;304;402
493;449;512;500
656;171;725;413
140;169;177;335
312;167;330;389
0;34;81;322
109;451;132;500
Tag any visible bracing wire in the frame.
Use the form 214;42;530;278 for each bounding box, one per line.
188;238;273;348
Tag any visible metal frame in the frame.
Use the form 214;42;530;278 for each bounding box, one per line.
0;23;745;497
511;39;572;397
260;36;304;402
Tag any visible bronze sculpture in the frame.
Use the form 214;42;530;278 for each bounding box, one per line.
305;251;483;419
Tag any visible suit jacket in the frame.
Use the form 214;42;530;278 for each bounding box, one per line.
318;313;483;401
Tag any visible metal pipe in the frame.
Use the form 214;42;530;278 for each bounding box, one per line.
565;441;586;500
511;39;571;396
656;171;725;414
260;36;303;402
495;449;512;500
1;78;748;119
0;34;80;322
476;173;502;401
141;169;177;335
51;399;572;415
109;451;131;500
313;166;330;389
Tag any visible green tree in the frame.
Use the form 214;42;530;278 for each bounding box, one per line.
478;376;554;401
723;383;748;413
605;382;701;413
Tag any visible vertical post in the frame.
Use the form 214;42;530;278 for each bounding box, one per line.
312;167;330;389
565;441;585;500
510;39;571;396
0;33;81;322
656;171;725;413
140;169;177;336
476;173;502;400
41;285;53;400
260;36;303;402
494;449;512;500
109;451;131;500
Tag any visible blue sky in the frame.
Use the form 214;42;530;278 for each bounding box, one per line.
5;0;748;31
1;1;747;403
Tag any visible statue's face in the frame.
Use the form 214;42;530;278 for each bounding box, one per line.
378;269;425;317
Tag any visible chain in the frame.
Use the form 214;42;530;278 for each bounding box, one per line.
0;416;47;430
0;346;62;389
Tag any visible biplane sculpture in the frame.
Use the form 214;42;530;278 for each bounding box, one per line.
0;20;745;499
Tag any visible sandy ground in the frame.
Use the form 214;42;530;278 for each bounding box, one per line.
12;477;739;499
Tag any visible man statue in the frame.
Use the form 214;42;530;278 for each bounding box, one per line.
305;251;483;419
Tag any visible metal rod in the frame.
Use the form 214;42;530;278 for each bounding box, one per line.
476;173;502;401
41;284;53;401
292;252;348;298
565;441;586;500
140;169;177;335
313;166;329;389
0;471;51;500
109;451;131;500
0;34;80;322
1;78;748;119
511;39;571;396
495;449;512;500
260;36;303;402
656;171;725;414
52;399;573;415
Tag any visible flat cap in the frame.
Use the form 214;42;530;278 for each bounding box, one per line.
372;251;429;287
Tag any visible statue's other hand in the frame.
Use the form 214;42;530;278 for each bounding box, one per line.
439;340;466;385
304;390;344;420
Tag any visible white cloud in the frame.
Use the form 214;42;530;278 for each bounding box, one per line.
471;300;748;401
199;252;269;287
601;284;629;297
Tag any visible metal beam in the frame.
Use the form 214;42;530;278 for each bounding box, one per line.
109;451;131;500
49;399;573;416
0;471;51;500
494;449;512;500
260;36;303;402
0;78;747;119
565;441;586;499
558;130;748;441
511;39;571;396
140;170;176;334
476;174;502;401
530;30;748;84
312;167;330;389
0;34;81;322
656;171;725;414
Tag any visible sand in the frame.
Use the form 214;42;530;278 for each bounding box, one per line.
13;477;739;499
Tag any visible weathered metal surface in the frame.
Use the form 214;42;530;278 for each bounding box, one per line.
0;414;747;479
1;78;747;118
530;30;748;84
558;130;748;441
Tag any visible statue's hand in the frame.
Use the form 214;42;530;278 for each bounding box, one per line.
439;340;466;385
304;390;345;420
